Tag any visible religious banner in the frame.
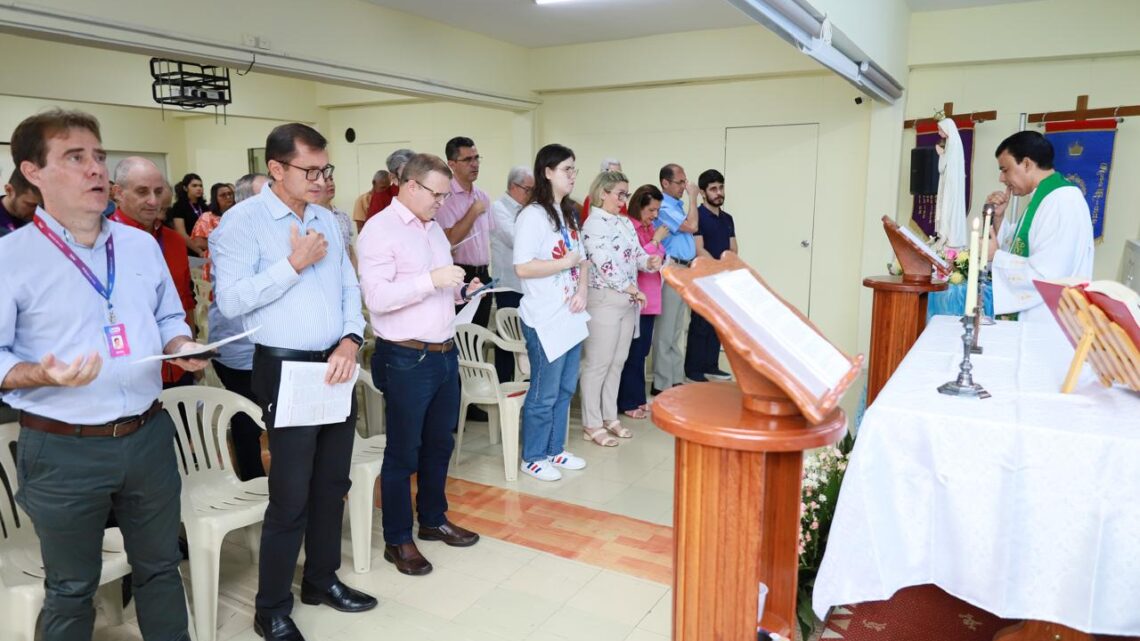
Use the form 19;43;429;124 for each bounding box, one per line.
911;118;975;238
1044;119;1118;241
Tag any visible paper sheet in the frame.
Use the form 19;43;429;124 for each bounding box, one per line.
455;287;517;326
272;361;360;428
133;326;261;364
897;224;950;271
696;269;849;397
535;310;590;362
451;229;484;250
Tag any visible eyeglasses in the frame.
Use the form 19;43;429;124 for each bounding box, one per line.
665;177;687;186
415;180;452;203
559;166;579;177
280;162;335;182
512;183;533;194
455;155;482;164
612;190;630;201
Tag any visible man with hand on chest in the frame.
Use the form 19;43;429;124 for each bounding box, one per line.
0;109;209;641
212;123;375;641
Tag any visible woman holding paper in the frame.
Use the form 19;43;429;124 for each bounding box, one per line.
513;144;591;481
580;172;663;446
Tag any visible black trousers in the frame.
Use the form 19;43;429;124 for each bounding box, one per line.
684;311;722;378
454;264;492;328
250;346;356;617
212;361;266;481
493;290;523;382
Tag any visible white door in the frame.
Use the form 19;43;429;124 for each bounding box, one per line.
723;124;819;315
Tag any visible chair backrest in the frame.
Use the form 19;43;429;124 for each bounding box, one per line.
161;386;265;480
495;307;523;343
0;423;34;543
454;323;503;399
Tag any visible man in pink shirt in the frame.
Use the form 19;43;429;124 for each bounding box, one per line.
357;153;482;577
436;136;493;327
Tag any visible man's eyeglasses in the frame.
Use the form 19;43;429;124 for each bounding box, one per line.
281;162;335;182
666;177;687;186
415;180;452;203
455;155;482;164
512;183;533;195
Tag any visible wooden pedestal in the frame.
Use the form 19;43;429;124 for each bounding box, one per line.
863;275;947;406
653;383;847;641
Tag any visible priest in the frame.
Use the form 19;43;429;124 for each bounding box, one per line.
985;131;1093;322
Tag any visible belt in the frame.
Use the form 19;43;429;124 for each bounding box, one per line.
669;257;693;267
255;344;334;362
383;338;455;353
19;400;162;438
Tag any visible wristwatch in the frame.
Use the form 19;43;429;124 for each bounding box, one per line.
342;333;364;349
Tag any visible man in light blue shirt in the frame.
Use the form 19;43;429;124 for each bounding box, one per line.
210;123;375;641
0;109;208;641
651;163;699;392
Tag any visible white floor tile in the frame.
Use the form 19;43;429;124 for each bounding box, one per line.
390;566;498;620
526;606;634;641
500;554;602;603
452;587;562;640
564;570;668;627
636;592;672;637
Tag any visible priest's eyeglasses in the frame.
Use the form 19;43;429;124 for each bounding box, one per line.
281;162;335;182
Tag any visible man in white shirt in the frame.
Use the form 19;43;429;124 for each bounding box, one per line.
489;165;533;381
985;130;1094;322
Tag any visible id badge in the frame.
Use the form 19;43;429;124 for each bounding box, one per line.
104;323;131;358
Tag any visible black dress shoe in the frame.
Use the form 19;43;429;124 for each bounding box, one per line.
650;387;664;396
299;579;378;612
418;520;480;547
705;368;732;381
254;614;305;641
383;542;433;576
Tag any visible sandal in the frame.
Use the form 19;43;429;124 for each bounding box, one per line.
583;426;619;447
622;408;648;420
604;420;633;438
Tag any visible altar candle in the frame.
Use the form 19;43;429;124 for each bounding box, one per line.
964;217;981;316
981;205;994;270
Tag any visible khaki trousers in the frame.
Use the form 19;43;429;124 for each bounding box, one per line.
579;287;639;428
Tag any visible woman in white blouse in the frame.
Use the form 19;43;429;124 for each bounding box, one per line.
580;171;663;446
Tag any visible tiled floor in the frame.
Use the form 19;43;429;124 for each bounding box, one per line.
89;378;864;641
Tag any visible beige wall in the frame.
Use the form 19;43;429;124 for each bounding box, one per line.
899;53;1140;282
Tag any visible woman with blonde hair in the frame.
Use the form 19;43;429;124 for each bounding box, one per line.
580;171;662;446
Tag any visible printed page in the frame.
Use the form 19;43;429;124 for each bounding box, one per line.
133;326;261;364
696;270;849;397
273;361;360;428
896;225;949;270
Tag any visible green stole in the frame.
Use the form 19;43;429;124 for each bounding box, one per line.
1001;172;1071;320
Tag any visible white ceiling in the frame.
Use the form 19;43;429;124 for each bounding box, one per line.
364;0;755;48
906;0;1038;12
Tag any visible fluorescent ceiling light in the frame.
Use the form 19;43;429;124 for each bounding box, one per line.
534;0;581;4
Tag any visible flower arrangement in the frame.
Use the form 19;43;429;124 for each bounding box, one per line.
796;431;854;640
937;247;969;285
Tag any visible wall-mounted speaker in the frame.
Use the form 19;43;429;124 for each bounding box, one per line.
910;147;939;195
345;128;356;143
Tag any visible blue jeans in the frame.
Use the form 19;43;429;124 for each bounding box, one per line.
371;341;459;545
520;321;582;463
618;314;656;412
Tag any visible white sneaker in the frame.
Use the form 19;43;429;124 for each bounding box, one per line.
521;459;562;481
548;451;587;470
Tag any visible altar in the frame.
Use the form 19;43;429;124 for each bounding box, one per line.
813;316;1140;636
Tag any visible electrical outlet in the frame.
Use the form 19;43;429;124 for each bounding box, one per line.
255;36;272;50
241;33;257;48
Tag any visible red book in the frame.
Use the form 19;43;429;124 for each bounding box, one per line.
1032;278;1140;349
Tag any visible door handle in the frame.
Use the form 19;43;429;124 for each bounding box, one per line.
800;240;810;248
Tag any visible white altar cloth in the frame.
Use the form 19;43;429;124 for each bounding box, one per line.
813;315;1140;635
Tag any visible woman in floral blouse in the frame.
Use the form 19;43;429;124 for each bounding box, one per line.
580;172;663;446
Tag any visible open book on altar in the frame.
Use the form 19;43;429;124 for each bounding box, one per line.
1032;278;1140;392
1033;279;1140;349
881;215;949;281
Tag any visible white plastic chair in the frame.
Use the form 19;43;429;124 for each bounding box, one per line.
454;324;529;481
0;423;129;641
161;387;268;641
346;433;385;574
494;307;530;381
355;369;386;437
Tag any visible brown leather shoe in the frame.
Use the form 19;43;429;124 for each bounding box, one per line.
383;542;433;576
418;519;480;547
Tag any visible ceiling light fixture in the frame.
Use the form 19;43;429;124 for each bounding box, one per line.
534;0;581;5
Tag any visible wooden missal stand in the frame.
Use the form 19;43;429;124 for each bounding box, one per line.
863;216;948;405
1051;287;1140;393
652;252;862;641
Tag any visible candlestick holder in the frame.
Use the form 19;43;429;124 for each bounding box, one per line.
938;315;991;399
979;266;995;325
970;304;984;354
